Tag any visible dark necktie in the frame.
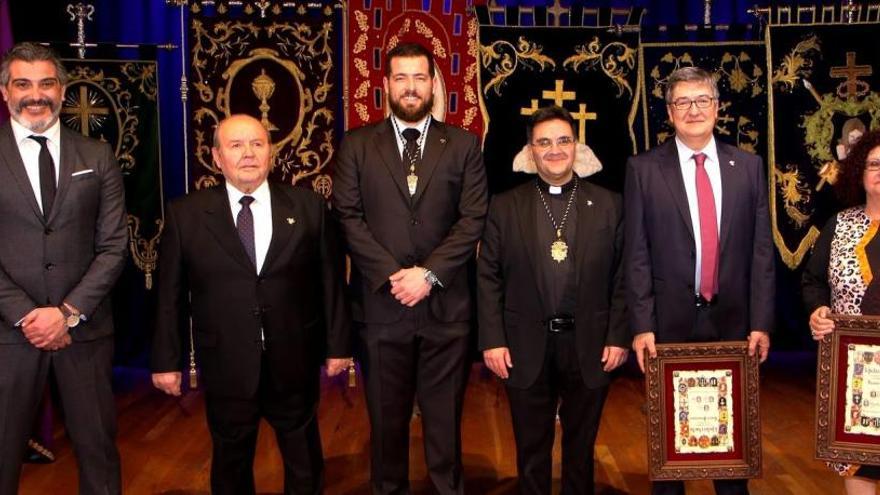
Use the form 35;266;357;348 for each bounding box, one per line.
694;152;718;301
28;135;56;219
401;128;421;170
237;195;256;269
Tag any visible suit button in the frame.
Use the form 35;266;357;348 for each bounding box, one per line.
44;228;53;235
45;263;55;271
410;218;419;226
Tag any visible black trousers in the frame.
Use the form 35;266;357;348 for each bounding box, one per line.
505;331;609;495
0;337;120;495
360;308;470;495
205;354;323;495
651;479;749;495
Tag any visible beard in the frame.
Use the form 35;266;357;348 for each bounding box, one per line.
11;97;61;133
389;90;434;123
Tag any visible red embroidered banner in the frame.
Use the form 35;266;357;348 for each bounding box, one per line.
346;0;484;136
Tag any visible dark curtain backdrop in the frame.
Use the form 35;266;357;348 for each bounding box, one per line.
5;0;833;202
3;0;837;363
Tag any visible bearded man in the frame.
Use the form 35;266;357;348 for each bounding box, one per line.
0;42;127;495
332;42;488;495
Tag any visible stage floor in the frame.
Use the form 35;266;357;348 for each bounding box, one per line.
19;352;842;494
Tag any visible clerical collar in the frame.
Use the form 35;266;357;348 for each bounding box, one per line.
537;176;576;195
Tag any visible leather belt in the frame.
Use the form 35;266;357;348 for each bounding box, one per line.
546;316;575;333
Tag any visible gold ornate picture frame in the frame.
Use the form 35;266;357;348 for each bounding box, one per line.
645;341;762;480
816;315;880;464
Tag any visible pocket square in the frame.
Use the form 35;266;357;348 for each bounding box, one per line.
71;169;94;177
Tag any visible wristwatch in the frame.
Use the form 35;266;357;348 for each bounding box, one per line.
423;269;441;288
59;303;83;328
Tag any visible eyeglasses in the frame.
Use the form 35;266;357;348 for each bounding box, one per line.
532;136;575;150
669;95;716;111
866;160;880;171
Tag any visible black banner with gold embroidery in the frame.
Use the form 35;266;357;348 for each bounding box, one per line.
768;22;880;269
188;1;341;197
478;25;642;194
59;53;163;365
640;42;768;160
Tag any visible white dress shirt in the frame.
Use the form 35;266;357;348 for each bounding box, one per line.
675;136;722;295
391;114;430;159
226;180;273;274
10;118;62;215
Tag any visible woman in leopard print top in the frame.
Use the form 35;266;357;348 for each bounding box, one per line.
804;128;880;495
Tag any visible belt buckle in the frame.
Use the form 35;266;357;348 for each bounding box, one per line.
547;317;572;333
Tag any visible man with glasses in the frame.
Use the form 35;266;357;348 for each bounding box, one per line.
478;106;627;494
624;66;774;495
0;42;127;494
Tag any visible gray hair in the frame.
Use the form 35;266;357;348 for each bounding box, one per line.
0;42;69;87
664;66;719;103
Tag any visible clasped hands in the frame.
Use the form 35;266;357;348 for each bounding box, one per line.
20;306;72;351
389;267;431;307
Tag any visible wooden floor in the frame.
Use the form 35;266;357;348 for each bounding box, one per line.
19;352;845;494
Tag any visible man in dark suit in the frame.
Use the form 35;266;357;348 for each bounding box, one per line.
478;106;627;494
625;66;774;495
332;42;488;494
151;114;351;495
0;42;127;495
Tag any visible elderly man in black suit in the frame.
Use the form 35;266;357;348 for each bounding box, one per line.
0;42;128;495
332;42;488;494
625;66;774;495
478;105;628;495
151;114;351;495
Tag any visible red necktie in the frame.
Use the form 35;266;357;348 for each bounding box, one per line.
694;153;718;301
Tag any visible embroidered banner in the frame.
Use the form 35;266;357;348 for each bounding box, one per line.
477;16;643;193
767;18;880;269
640;41;768;161
188;1;342;198
345;0;483;136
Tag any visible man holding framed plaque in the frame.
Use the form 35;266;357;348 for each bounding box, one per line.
624;66;775;494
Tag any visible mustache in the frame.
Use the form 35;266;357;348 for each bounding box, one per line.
16;98;57;112
400;90;422;99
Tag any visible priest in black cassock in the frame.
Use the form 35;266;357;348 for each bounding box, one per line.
477;105;628;494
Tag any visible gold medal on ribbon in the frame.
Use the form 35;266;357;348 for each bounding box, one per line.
551;239;568;262
407;174;418;196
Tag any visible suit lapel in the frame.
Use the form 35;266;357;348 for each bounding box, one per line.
203;186;255;273
48;127;77;224
0;123;46;223
261;183;300;276
717;144;738;251
573;181;598;296
373;119;411;202
514;183;550;315
411;119;448;206
659;141;695;240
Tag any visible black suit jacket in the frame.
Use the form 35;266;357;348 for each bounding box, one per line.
151;182;350;399
0;122;127;343
477;179;627;389
624;139;775;342
332;118;488;324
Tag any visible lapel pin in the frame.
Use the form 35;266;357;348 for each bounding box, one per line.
287;217;295;225
440;137;447;144
587;200;593;206
729;160;735;167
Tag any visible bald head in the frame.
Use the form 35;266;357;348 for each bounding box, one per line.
211;114;272;194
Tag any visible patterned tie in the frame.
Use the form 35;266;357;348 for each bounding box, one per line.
237;195;256;269
28;135;56;219
401;128;421;170
694;152;718;301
